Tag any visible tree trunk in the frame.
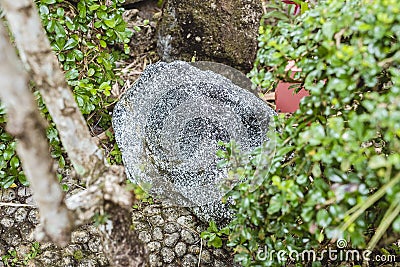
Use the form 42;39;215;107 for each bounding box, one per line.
0;1;148;265
0;22;73;246
0;0;104;182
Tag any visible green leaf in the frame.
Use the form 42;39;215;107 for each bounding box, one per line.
3;148;14;160
267;194;283;214
54;38;65;51
2;176;15;188
77;1;87;18
340;160;351;172
46;20;55;33
209;237;222;248
59;156;65;169
393;216;400;232
368;155;387;169
64;38;78;50
312;163;321;178
208;221;218;232
96;10;107;20
99;40;107;48
89;4;100;11
54;21;66;38
200;231;210;239
99;82;110;91
101;57;112;70
41;0;56;4
62;184;69;192
219;227;230;235
296;174;308;184
65;16;75;31
104;18;117;28
56;7;64;17
58;53;65;62
317;232;325;243
73;49;84;61
316;209;332;228
65;69;79;80
216;149;226;158
322;21;335;40
10;156;19;169
88;68;95;76
39;5;50;15
18;173;29;186
301;207;314;222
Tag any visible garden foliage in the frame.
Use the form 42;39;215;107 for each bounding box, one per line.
222;0;400;265
38;0;132;116
0;105;27;188
0;0;131;188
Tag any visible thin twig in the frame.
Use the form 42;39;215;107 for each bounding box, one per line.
198;238;203;267
334;28;346;48
262;92;275;101
0;202;36;208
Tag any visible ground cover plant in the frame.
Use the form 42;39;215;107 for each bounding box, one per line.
217;0;400;265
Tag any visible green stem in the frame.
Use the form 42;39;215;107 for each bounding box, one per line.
367;197;400;250
340;171;400;232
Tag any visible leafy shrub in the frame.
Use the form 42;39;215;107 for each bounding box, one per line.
38;0;132;118
200;220;230;249
38;0;132;163
0;104;28;188
0;0;132;188
225;0;400;265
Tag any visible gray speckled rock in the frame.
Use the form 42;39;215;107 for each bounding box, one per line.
0;183;110;267
3;228;21;246
14;207;28;222
182;254;198;267
200;250;212;264
153;227;164;241
174;242;187;257
164;232;180;247
149;253;162;267
113;61;275;220
0;189;16;202
131;202;241;266
161;247;175;263
71;230;90;244
148;241;162;253
0;217;14;228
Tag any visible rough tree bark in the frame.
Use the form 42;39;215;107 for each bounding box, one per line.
0;0;104;180
0;22;74;247
0;0;148;265
0;0;128;222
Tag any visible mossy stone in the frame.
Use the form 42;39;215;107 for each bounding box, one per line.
156;0;262;72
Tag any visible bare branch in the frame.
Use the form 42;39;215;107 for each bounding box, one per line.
65;166;133;228
0;0;105;182
0;3;146;263
0;0;135;219
0;22;74;246
0;202;36;208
